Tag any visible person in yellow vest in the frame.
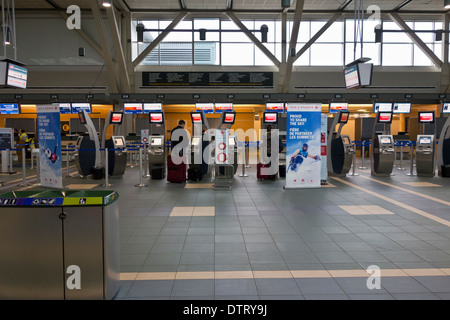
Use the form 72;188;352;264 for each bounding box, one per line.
18;129;35;150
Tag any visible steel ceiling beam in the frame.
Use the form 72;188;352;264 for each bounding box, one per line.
132;12;187;68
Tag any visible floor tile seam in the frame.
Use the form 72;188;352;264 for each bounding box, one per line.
355;175;450;207
331;177;450;228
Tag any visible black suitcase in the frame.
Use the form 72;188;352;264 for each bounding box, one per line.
279;164;286;178
151;166;164;180
188;167;203;181
442;165;450;178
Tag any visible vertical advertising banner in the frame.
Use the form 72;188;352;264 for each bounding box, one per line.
285;103;322;189
37;104;62;189
321;114;328;183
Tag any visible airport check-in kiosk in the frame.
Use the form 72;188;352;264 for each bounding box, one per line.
190;111;210;177
416;135;435;177
261;111;280;175
147;111;166;178
327;111;354;177
437;113;450;177
75;110;103;178
103;111;127;177
218;111;238;175
371;112;395;177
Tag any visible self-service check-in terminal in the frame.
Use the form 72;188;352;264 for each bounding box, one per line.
147;111;166;179
371;112;395;177
416;135;435;177
327;111;354;177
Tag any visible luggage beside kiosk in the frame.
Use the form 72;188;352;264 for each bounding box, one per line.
167;155;186;183
257;162;277;180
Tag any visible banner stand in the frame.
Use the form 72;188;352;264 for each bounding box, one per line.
285;103;322;189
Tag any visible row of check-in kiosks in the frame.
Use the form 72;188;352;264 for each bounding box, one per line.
71;107;450;180
328;110;450;178
73;109;239;181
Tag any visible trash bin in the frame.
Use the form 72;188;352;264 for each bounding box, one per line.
0;189;120;300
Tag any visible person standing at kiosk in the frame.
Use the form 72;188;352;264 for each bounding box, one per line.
171;120;187;157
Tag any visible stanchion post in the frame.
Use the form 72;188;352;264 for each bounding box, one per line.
143;143;150;178
359;143;368;169
245;141;251;168
406;143;415;176
35;151;40;186
348;142;359;176
135;147;148;187
8;148;13;173
238;143;249;177
65;149;71;177
18;148;30;187
102;148;112;187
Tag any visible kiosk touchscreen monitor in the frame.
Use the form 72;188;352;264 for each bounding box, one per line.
191;137;201;146
191;112;204;124
151;137;163;146
443;103;450;114
110;112;123;125
393;103;411;114
377;112;393;124
373;103;393;113
342;136;351;145
223;112;236;125
330;102;348;114
266;103;284;113
419;136;432;144
380;136;392;144
418;111;435;124
338;112;350;124
149;112;164;124
263;112;278;124
113;136;125;147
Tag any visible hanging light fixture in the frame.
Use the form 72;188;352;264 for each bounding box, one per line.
102;0;112;8
136;23;145;44
445;0;450;9
4;26;11;45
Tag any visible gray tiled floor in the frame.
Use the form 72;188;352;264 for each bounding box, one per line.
2;159;450;301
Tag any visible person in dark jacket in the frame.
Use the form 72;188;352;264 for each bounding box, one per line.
170;120;187;157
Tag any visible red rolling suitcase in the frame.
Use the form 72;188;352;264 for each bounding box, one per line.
167;155;186;183
257;163;277;181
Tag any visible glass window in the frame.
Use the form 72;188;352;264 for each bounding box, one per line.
161;20;193;42
383;44;413;66
414;44;434;66
382;21;414;43
313;21;343;43
194;18;220;42
221;20;253;42
310;44;343;66
222;43;254;65
255;44;275;66
293;45;310;66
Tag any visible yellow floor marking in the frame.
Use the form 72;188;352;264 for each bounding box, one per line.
121;268;450;281
339;205;395;215
332;177;450;228
359;176;450;207
401;182;441;187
